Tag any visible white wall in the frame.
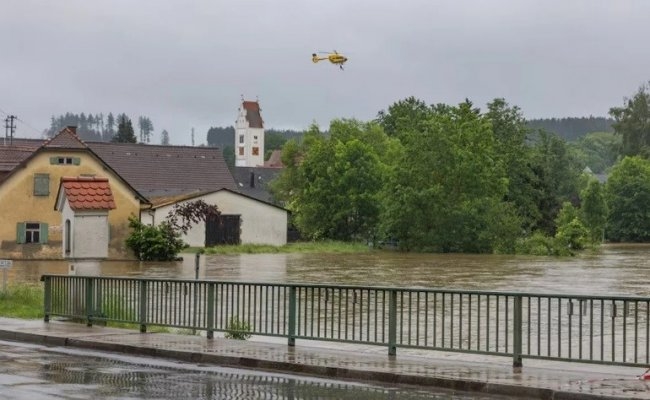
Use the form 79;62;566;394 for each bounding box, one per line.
234;108;265;167
61;200;109;259
74;213;109;258
61;200;75;258
146;190;287;247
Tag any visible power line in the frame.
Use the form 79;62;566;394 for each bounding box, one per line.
15;116;44;136
0;107;45;137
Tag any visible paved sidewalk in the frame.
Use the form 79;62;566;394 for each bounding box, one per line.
0;317;649;399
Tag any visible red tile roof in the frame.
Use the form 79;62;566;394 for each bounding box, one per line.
60;176;116;211
42;127;86;149
263;150;284;168
242;100;264;129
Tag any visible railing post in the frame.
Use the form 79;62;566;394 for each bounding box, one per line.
139;280;147;333
388;289;397;356
207;282;215;339
85;277;94;327
43;276;51;323
513;295;523;372
288;286;296;347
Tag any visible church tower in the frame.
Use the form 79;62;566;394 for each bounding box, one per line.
235;98;265;167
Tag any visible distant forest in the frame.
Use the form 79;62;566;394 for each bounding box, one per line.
526;117;614;142
46;112;155;143
206;126;303;148
46;112;615;147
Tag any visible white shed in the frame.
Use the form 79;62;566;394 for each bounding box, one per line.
141;188;288;247
54;176;116;259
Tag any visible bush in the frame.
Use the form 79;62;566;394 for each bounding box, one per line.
224;316;252;340
514;232;572;256
555;217;588;251
125;216;187;261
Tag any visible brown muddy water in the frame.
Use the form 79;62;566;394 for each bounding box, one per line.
6;243;650;296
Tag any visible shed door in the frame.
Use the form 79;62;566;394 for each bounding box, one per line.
205;214;241;246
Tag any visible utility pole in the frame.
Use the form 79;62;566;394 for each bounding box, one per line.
4;115;16;146
191;127;195;146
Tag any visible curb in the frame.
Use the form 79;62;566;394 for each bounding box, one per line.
0;329;635;400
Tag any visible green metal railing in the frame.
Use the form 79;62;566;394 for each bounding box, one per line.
41;274;650;369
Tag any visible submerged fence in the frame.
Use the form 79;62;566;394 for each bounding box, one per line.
41;274;650;368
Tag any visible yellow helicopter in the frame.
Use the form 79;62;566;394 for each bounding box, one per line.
312;51;348;70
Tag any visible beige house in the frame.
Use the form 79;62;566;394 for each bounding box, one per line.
0;128;147;259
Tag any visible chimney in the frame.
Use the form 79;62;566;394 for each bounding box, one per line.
67;126;77;135
250;171;255;188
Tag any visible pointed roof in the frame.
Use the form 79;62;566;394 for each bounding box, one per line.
42;126;86;149
0;128;148;204
87;142;237;198
242;100;264;129
263;150;284;168
55;176;116;211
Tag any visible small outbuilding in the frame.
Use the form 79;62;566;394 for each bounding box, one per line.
55;176;116;259
141;188;288;247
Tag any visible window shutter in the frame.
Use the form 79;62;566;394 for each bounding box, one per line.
49;157;58;165
16;223;25;244
34;173;50;196
72;157;81;165
40;223;49;244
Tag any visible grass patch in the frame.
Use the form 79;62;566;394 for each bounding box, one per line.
192;240;372;255
0;283;44;319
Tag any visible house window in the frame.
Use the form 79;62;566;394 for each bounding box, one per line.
252;147;259;156
50;156;80;165
16;222;48;244
65;219;71;255
239;147;245;156
33;173;50;196
254;135;258;140
239;135;244;144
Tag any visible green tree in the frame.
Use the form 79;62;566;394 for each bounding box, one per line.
222;146;235;169
527;130;582;235
376;96;431;138
112;114;137;143
160;129;170;145
271;120;391;241
580;178;608;244
381;100;519;253
265;131;287;160
487;98;540;234
605;156;650;242
206;126;235;148
105;112;115;141
609;83;650;158
569;131;621;174
138;116;154;143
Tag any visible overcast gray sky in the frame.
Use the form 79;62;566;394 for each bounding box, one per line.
1;1;648;145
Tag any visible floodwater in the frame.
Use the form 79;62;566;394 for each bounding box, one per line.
6;243;650;296
0;340;515;400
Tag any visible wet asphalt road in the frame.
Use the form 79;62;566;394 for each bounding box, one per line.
0;340;515;400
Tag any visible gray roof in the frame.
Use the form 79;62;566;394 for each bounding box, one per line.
87;142;237;197
1;129;237;199
231;166;282;204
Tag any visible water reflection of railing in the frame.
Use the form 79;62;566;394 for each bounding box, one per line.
34;354;437;399
41;275;650;369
